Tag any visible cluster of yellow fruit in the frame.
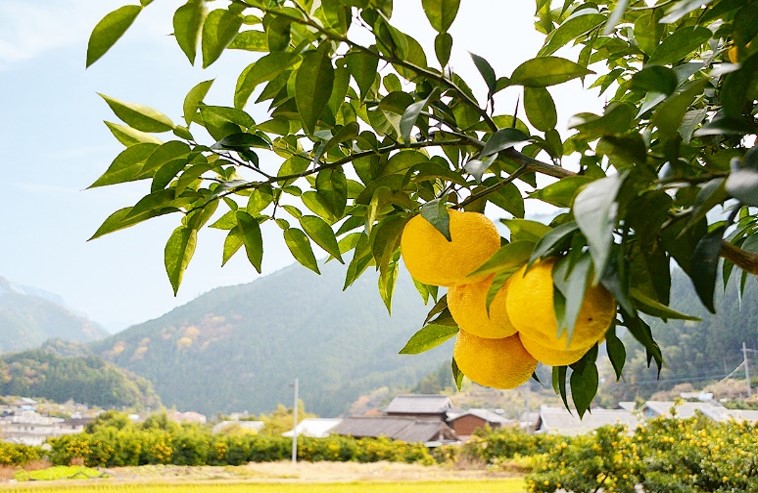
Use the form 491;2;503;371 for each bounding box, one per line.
400;210;616;390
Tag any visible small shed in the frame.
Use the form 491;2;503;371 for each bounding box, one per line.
282;418;342;438
536;406;639;436
446;409;512;437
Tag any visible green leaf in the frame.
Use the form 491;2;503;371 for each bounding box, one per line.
470;52;497;95
165;226;198;295
434;32;453;67
569;102;635;140
399;324;458;354
574;173;625;283
502;219;552;242
531;176;592;208
511;56;594;87
652;80;707;139
634;10;663;56
201;8;243;68
173;1;207;64
400;93;435;144
421;0;461;33
105;121;162;146
222;227;244;266
229;30;268;51
481;128;530;158
296;46;335;134
647;26;712;66
236;211;263;273
661;0;715;24
89;206;173;240
539;11;606;57
631;66;678;95
89;142;159;188
99;94;174;133
463;155;496;183
691;226;725;313
345;50;379;99
631;289;700;320
284;228;320;274
523;87;557;132
530;222;579;264
183;79;214;126
235;52;301;109
603;0;628;35
316;168;348;218
570;353;598;418
552;255;592;340
452;358;464;391
300;215;343;263
605;326;626;380
727;169;758;206
86;5;142;67
469;240;533;277
420;199;451;241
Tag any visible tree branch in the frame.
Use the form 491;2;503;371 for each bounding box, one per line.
719;241;758;274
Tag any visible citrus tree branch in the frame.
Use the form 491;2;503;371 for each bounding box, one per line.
719;241;758;275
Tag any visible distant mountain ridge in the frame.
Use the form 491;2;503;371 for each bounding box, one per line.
0;276;108;353
91;262;450;417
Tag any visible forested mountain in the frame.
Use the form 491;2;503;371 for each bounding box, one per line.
91;262;449;417
0;345;161;409
0;277;107;352
600;269;758;403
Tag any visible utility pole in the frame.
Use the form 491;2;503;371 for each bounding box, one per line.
743;342;752;398
292;377;299;463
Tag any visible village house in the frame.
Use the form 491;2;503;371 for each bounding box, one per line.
0;410;87;446
331;416;459;447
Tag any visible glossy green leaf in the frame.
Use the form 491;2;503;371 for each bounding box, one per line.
201;9;243;68
524;87;557;132
539;11;605;57
420;199;451;241
470;52;496;95
606;326;626;380
86;5;142;67
574;173;625;282
530;176;592;207
511;56;593;87
284;228;320;274
222;227;244;266
173;1;207;64
345;50;379;99
530;222;579;264
316;168;348;218
631;289;700;321
296;47;335;134
647;26;712;66
400;93;434;144
89;206;170;240
691;225;725;313
660;0;715;24
434;32;453;67
300;215;343;263
631;66;678;95
570;353;598;418
235;52;300;109
469;240;533;277
89;143;160;188
553;255;592;339
105;122;162;146
99;94;174;133
236;211;263;273
652;80;707;139
452;357;464;391
165;226;198;295
421;0;460;32
481;128;530;158
399;324;458;354
183;79;214;126
463;155;496;183
228;30;268;51
502;218;552;242
569;102;635;140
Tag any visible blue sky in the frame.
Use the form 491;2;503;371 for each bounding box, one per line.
0;1;595;331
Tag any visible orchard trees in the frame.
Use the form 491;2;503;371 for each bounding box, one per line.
87;0;758;414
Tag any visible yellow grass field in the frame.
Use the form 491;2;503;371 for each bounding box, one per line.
0;480;527;493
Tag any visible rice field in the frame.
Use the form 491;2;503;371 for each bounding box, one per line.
0;479;527;493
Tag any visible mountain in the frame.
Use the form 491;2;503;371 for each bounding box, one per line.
0;277;108;353
91;261;451;417
0;343;161;409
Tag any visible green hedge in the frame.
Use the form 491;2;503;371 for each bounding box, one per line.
47;421;433;467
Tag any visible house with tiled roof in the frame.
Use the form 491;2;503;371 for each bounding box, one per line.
535;406;640;436
384;394;453;420
446;408;513;437
330;416;459;446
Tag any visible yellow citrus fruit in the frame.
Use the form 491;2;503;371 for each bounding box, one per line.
400;210;500;286
453;330;537;389
520;333;593;366
506;258;616;351
448;276;517;339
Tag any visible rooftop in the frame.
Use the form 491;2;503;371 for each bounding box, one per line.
384;394;453;415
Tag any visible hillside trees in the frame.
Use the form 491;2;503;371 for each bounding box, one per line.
87;0;758;414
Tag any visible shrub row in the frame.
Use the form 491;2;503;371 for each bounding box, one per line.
0;442;42;466
47;427;433;467
442;416;757;493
